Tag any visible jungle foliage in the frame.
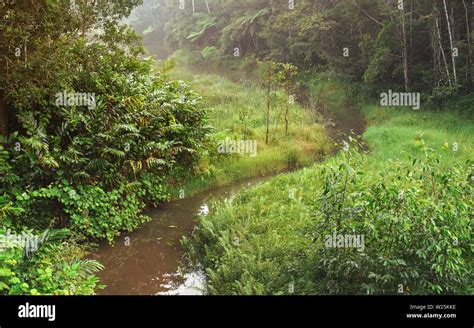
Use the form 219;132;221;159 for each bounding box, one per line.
0;0;209;294
134;0;473;102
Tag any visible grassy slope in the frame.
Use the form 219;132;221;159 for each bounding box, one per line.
166;63;331;197
184;78;473;295
363;105;473;164
302;73;473;163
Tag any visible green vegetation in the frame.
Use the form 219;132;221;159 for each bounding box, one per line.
1;0;472;296
363;105;473;165
302;75;473;164
0;1;330;295
136;0;473;98
0;1;208;294
166;57;331;197
183;79;473;295
185;146;473;295
0;227;102;295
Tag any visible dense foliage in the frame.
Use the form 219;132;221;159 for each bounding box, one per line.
133;0;473;101
184;144;473;294
0;227;103;295
0;1;209;294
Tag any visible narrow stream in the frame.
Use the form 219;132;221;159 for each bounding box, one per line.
92;72;366;295
92;175;270;295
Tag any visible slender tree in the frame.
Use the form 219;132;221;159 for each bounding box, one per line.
462;0;472;83
436;17;453;88
443;0;458;87
204;0;211;13
400;3;410;91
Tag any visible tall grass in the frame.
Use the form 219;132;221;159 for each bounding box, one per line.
363;105;473;165
165;60;332;197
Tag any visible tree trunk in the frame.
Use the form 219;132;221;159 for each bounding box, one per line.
401;7;410;91
462;0;472;83
0;93;7;137
443;0;458;87
436;18;452;88
204;0;211;13
431;23;439;86
192;0;195;14
409;0;413;65
265;68;271;145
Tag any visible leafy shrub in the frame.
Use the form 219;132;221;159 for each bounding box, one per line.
312;148;472;294
12;182;149;243
0;228;103;295
0;0;210;295
201;46;219;60
139;173;171;207
0;0;210;237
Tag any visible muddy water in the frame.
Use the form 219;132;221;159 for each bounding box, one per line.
326;106;365;142
93;176;269;295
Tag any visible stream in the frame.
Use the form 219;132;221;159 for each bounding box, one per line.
92;175;269;295
92;72;366;295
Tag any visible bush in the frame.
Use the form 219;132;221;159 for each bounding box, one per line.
201;46;219;60
0;29;209;244
312;148;472;294
11;180;159;242
0;228;103;295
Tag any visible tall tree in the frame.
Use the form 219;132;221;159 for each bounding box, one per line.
204;0;211;13
435;17;453;88
400;1;410;91
462;0;472;83
443;0;458;87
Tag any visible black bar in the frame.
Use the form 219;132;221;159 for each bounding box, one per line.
0;295;472;327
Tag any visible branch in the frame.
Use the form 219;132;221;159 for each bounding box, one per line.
351;0;383;26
